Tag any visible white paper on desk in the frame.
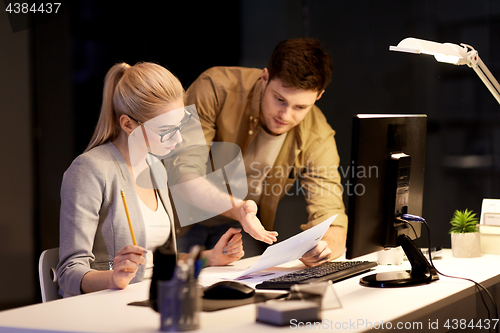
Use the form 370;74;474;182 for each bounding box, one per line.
236;214;337;279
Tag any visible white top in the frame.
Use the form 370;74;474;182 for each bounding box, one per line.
137;190;171;279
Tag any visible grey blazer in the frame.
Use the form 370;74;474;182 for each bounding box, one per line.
56;142;177;297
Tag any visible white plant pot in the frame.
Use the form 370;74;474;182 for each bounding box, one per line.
451;232;481;258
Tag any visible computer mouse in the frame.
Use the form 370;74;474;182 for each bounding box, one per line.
203;281;255;300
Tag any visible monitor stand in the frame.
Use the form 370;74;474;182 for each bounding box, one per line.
360;234;439;288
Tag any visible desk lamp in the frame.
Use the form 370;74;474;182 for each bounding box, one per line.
390;37;500;105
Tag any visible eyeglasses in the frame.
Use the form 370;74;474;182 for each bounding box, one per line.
129;109;192;143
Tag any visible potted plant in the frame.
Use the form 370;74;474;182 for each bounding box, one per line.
449;209;481;258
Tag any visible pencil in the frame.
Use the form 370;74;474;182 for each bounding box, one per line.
120;190;137;245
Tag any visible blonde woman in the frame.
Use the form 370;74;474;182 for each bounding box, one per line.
56;62;244;297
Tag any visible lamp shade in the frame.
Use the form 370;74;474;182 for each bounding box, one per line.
390;37;467;65
390;37;500;105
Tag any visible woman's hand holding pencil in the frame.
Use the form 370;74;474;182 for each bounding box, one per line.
110;245;147;289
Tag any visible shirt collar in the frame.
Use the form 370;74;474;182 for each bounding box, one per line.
251;76;263;118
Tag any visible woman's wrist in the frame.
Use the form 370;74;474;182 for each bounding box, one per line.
108;270;118;289
201;249;214;266
81;270;117;294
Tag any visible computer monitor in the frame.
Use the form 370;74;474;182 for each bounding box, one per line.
345;114;438;287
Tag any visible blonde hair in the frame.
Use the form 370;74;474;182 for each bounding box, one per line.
85;62;185;152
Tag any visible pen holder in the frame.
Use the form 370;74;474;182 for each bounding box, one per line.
158;279;201;331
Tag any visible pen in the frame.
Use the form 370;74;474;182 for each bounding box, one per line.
120;190;137;246
186;247;196;282
194;257;207;279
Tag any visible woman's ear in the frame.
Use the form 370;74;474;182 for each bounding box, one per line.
119;114;135;136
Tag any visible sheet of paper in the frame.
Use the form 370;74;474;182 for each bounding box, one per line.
198;257;307;289
235;214;337;278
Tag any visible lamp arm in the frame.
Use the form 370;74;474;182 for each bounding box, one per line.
464;47;500;105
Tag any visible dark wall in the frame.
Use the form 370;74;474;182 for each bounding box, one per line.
68;1;242;154
0;7;33;309
1;0;499;310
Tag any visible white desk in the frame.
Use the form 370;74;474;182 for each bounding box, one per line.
1;250;500;333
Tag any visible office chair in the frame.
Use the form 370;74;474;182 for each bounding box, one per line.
38;248;62;302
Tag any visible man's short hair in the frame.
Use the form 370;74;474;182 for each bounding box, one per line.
267;38;333;92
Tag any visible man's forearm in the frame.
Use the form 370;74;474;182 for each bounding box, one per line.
175;173;242;218
322;225;347;259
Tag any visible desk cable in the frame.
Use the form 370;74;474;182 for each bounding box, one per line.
398;214;499;333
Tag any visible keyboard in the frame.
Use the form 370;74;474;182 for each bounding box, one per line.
255;261;378;290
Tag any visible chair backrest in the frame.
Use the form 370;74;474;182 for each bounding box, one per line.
38;248;62;302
